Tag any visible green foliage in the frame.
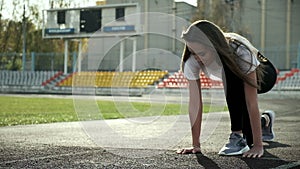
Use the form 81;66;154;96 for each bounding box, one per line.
192;0;248;34
0;0;80;70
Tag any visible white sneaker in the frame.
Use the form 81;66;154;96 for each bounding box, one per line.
218;133;250;156
262;110;275;141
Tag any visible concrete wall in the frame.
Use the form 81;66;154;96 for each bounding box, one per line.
84;0;195;72
240;0;300;69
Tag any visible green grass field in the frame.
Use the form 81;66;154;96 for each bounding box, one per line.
0;95;227;127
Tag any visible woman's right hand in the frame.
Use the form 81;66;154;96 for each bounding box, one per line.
176;146;201;154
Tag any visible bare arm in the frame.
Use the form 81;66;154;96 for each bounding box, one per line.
177;79;203;154
188;79;203;147
243;71;263;158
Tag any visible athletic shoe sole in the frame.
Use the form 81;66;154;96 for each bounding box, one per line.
218;145;250;156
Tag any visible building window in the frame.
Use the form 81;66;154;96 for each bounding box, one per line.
80;9;102;33
57;11;66;24
115;8;125;21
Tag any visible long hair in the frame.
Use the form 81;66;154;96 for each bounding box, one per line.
181;20;263;89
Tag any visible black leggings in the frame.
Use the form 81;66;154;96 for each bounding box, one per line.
261;117;267;127
222;66;253;146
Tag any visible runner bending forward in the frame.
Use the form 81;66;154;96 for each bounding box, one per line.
177;20;275;158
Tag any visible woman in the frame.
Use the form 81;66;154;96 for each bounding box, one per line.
176;20;275;158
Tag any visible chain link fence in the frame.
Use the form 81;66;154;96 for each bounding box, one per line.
0;44;299;72
0;52;77;72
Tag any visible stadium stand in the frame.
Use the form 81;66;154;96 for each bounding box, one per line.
156;71;223;89
0;71;60;86
0;71;63;93
57;70;169;88
41;71;64;86
1;68;299;95
275;68;300;90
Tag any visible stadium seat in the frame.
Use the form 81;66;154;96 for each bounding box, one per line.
56;70;168;88
156;71;223;89
0;70;61;87
274;69;300;90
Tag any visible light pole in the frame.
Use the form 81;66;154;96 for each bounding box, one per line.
22;2;27;71
225;0;235;32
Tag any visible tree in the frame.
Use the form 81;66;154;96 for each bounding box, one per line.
0;0;81;70
192;0;247;34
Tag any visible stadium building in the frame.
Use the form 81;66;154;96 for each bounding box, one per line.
43;0;196;73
